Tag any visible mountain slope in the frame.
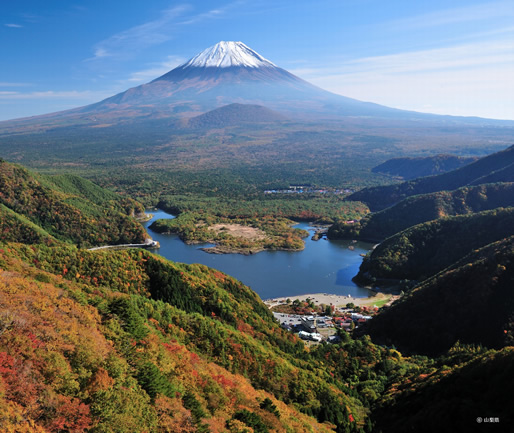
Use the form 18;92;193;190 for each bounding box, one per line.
0;159;146;247
1;41;513;196
348;144;514;211
355;207;514;284
372;154;477;180
0;248;344;433
362;236;514;356
186;103;287;128
374;346;514;432
328;182;514;241
1;40;491;134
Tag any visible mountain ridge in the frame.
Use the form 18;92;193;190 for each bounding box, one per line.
348;144;514;211
372;154;478;179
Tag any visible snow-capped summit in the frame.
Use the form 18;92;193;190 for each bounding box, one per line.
180;41;276;68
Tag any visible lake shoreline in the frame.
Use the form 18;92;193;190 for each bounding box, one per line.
263;292;398;309
144;209;375;300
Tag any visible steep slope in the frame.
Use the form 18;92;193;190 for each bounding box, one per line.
372;154;477;179
328;182;514;241
373;346;514;432
186;103;287;128
0;242;372;432
0;159;146;247
0;250;341;433
348;144;514;211
363;236;514;356
0;203;56;244
100;41;401;120
355;207;514;284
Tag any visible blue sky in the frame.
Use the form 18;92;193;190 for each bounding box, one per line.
1;0;513;121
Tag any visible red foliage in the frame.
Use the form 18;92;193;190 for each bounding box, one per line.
163;342;182;353
44;395;92;432
212;374;235;388
26;332;44;349
0;351;15;375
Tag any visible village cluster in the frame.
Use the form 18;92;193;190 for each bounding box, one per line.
273;309;373;343
263;185;354;195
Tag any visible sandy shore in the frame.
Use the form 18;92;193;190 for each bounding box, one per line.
263;292;398;309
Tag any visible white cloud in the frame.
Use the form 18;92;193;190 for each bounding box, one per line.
86;5;191;62
291;38;514;120
388;0;514;30
0;82;32;87
0;90;110;101
5;23;23;28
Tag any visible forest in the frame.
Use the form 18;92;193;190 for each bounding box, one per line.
1;149;514;432
355;207;514;283
2;218;514;432
348;144;514;211
329;182;514;242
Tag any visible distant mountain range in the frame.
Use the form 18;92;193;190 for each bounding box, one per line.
330;182;514;242
349;144;514;211
334;144;514;358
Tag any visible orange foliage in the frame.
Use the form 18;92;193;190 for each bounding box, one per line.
86;368;115;394
154;395;196;433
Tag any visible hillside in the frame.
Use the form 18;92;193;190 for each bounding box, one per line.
374;346;514;432
362;236;514;356
0;159;147;247
187;103;287;128
355;207;514;284
0;165;371;433
6;236;513;432
0;246;345;433
328;182;514;241
348;144;514;211
372;154;477;180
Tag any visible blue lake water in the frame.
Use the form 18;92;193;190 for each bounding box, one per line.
144;210;373;300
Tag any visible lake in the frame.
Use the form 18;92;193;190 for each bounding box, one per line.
144;210;373;300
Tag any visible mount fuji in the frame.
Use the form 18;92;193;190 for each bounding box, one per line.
1;41;512;167
76;40;407;123
2;41;419;131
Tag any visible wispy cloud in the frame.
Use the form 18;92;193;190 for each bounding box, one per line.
86;1;247;64
292;37;514;79
291;37;514;119
86;5;191;62
0;90;110;101
5;23;23;28
388;0;514;31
